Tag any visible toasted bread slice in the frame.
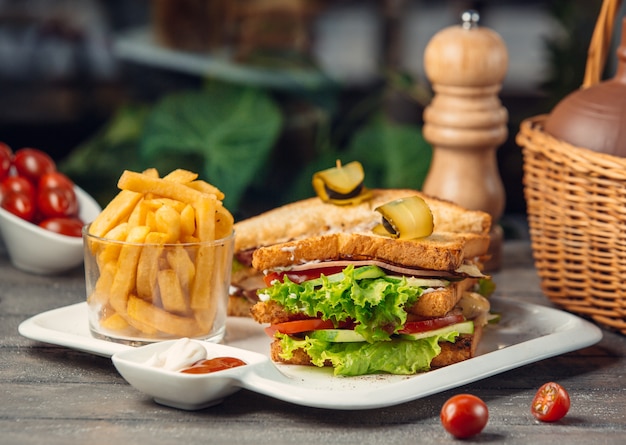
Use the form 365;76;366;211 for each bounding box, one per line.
234;189;491;252
408;277;477;318
252;231;489;273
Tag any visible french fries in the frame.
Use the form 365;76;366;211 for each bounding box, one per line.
85;169;234;341
88;190;142;238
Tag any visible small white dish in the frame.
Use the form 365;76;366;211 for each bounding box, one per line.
0;185;101;274
112;340;271;410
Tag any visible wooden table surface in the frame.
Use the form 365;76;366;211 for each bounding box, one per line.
2;238;625;445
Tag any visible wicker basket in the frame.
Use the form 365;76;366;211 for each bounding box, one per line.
516;0;626;334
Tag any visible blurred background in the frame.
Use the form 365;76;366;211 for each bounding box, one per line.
0;0;620;230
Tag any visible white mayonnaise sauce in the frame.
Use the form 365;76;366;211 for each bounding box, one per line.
144;338;207;371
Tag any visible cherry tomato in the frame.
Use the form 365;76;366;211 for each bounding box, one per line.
531;382;570;422
1;191;36;222
38;171;74;192
12;148;56;184
37;186;79;219
441;394;489;439
1;176;36;201
399;314;465;334
38;217;84;237
0;142;12;181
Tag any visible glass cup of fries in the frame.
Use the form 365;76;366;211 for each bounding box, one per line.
84;229;234;345
82;167;236;345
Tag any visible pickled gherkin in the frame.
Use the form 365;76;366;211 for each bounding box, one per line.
312;160;371;205
374;196;434;239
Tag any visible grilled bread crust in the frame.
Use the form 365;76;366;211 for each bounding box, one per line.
234;189;491;253
252;231;489;273
408;278;476;318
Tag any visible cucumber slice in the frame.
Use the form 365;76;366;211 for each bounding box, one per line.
308;329;367;343
386;275;449;288
400;321;474;341
307;320;474;343
352;265;387;280
306;265;386;287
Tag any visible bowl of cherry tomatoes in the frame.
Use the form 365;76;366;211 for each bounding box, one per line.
0;143;101;274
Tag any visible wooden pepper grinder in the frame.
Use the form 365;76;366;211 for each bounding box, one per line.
422;10;508;271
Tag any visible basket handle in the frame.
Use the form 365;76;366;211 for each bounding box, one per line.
583;0;623;88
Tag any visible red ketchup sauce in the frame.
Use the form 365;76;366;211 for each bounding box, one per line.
180;357;246;374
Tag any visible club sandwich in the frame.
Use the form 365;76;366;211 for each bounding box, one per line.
231;186;495;376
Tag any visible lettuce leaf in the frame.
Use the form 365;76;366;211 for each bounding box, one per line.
140;82;283;210
277;330;460;376
260;265;429;342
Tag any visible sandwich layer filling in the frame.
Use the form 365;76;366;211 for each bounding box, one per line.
251;264;492;376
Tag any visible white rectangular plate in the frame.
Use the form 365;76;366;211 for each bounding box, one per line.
18;297;602;410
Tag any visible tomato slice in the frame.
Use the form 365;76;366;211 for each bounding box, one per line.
264;319;336;337
531;382;570;422
263;266;346;287
398;313;465;334
263;271;283;287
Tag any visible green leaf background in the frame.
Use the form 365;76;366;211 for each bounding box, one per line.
60;82;431;219
61;82;283;211
140;83;283;209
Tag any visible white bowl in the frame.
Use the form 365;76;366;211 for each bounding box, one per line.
0;185;101;274
112;339;269;410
